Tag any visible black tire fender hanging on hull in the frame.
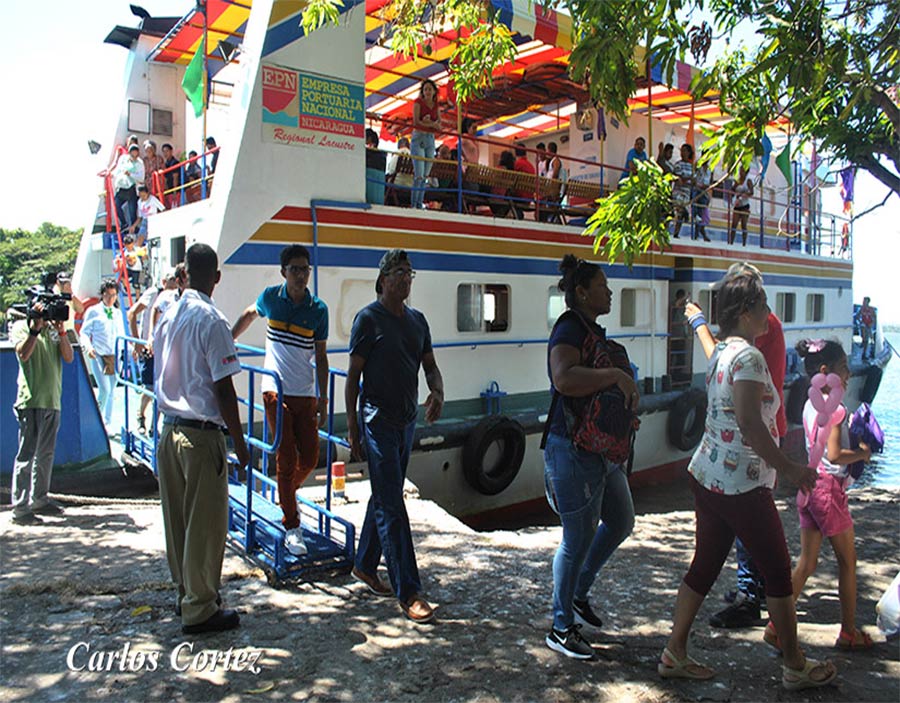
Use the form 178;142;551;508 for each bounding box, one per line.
462;416;527;496
667;388;708;452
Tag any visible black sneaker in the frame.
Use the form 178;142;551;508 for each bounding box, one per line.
545;625;595;660
11;512;43;526
32;500;65;516
710;598;761;628
573;599;603;629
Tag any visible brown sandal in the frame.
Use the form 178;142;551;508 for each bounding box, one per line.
835;628;874;650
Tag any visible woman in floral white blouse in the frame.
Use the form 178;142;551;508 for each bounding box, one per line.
658;272;837;691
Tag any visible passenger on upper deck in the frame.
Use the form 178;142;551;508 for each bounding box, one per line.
671;144;695;239
620;137;648;182
546;142;563;180
657;142;675;175
132;185;165;246
513;143;536;201
365;128;386;205
205;136;219;175
113;144;144;232
460;117;480;166
386;137;413;204
535;142;548;177
161;143;181;209
728;167;754;247
410;79;441;210
142;140;165;192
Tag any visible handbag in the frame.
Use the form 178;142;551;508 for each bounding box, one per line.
101;354;116;375
541;310;639;463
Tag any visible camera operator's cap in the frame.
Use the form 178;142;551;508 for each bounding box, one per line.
378;248;410;274
709;261;763;290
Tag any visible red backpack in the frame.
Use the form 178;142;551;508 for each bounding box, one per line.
542;310;640;464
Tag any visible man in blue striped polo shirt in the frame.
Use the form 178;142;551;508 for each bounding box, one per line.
232;245;329;556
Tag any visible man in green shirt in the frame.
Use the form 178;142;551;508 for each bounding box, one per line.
10;301;74;525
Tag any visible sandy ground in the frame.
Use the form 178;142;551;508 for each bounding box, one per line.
1;475;898;703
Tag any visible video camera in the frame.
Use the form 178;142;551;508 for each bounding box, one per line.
10;273;71;323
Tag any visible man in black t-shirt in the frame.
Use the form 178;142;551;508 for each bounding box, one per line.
345;249;444;623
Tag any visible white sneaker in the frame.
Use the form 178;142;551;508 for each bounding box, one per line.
285;527;307;556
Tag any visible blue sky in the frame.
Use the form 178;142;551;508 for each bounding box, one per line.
1;0;898;323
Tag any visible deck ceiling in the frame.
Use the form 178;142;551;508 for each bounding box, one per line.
147;0;251;78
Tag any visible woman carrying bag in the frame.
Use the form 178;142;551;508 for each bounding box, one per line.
542;254;640;660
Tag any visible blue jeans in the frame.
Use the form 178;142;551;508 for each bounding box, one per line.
543;433;635;631
735;537;764;601
355;415;421;602
410;131;435;209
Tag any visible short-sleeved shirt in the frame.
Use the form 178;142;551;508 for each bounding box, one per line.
152;289;180;321
137;194;165;221
255;284;328;396
620;147;647;180
545;313;629;438
12;321;63;410
153;289;241;425
136;286;160;339
755;312;787;437
689;338;781;495
349;301;432;428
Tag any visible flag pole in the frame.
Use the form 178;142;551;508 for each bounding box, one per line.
201;0;209;198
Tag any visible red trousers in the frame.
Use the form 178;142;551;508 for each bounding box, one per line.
263;392;319;530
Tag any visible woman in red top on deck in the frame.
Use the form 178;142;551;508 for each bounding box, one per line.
410;79;441;210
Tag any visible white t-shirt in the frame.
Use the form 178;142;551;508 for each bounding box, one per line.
153;289;241;425
137;194;165;220
689;339;781;495
136;286;160;339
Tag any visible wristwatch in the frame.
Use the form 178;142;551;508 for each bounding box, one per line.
29;327;41;337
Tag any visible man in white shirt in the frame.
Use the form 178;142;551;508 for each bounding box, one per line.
150;263;187;330
80;280;124;430
113;144;145;232
153;243;249;635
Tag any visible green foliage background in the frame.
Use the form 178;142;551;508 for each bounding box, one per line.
0;223;81;326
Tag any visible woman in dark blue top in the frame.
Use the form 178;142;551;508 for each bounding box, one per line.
543;254;640;660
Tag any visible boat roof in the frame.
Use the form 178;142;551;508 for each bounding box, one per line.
143;0;789;139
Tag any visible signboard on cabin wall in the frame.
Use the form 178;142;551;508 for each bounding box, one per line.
261;64;364;152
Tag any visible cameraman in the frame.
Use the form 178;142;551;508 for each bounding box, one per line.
10;299;74;525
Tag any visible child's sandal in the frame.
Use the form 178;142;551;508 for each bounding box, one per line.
835;628;874;650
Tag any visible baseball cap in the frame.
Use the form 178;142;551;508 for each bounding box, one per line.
378;249;410;274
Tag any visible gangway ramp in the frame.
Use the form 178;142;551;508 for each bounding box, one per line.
116;334;355;587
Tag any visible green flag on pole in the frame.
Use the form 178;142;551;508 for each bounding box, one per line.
775;145;792;187
182;38;205;118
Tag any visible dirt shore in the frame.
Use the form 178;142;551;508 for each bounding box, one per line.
1;476;898;703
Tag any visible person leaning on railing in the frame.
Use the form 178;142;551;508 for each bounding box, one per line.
410;79;441;210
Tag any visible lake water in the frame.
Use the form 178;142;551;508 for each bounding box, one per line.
855;332;900;489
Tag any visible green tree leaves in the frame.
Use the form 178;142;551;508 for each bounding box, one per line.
0;223;81;325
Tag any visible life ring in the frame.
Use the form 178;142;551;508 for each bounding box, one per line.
462;416;526;496
667;388;707;451
785;376;811;426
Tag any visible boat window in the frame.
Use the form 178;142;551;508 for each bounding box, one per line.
776;292;796;323
806;293;824;322
620;288;650;328
337;278;378;340
698;290;718;325
547;287;566;329
457;283;510;333
170;236;185;265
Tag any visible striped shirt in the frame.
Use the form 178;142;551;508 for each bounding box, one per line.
256;284;328;396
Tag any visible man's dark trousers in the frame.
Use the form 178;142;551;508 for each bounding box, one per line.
355;415;421;602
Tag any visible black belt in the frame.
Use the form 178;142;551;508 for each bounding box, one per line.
163;415;226;432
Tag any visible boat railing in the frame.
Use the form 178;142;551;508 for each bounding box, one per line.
149;146;220;208
365;122;850;257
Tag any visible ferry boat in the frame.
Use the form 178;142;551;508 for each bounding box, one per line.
55;0;888;527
